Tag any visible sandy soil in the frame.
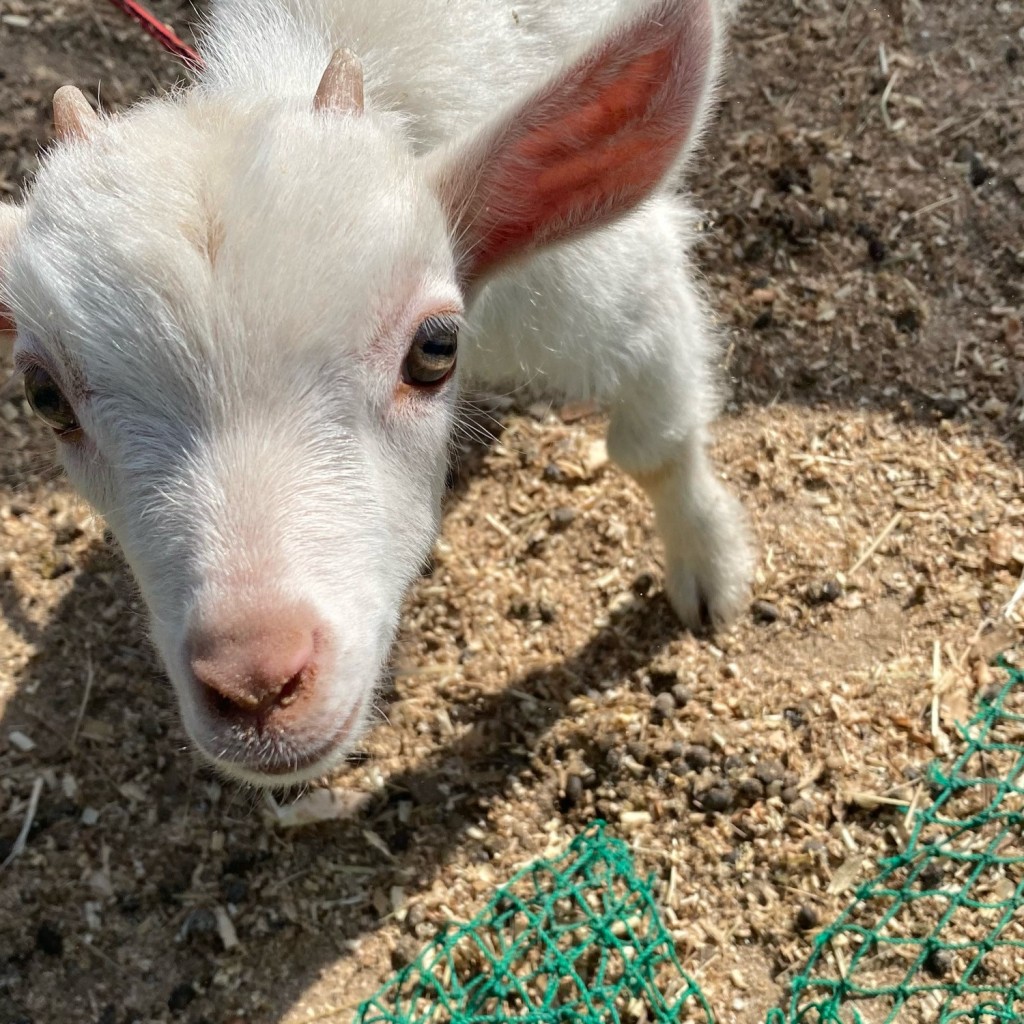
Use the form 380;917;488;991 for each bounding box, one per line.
1;1;1023;1023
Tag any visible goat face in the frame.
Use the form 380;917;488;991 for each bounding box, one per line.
6;99;462;785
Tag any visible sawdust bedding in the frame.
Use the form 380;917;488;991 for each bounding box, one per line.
1;1;1022;1022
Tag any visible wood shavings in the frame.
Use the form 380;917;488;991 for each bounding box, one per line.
0;775;43;870
215;906;239;951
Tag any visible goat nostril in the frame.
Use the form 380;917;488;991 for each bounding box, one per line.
206;687;247;721
203;668;306;721
276;672;304;708
187;610;318;719
192;652;313;718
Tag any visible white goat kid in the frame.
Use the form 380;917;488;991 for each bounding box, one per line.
0;0;752;786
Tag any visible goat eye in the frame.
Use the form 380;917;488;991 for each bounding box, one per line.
23;365;80;436
403;317;458;387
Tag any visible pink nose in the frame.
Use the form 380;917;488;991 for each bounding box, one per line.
187;605;319;717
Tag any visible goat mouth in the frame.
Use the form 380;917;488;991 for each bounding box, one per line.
196;697;366;786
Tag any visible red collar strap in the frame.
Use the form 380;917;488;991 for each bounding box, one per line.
105;0;204;71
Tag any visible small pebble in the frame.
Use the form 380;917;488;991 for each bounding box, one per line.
626;740;649;764
549;506;576;530
783;707;806;729
179;907;217;942
683;745;712;771
805;578;844;606
894;308;920;334
924;947;953;978
787;798;813;820
35;922;63;957
8;730;35;752
751;599;781;624
632;572;656;596
968;155;991;188
564;774;584;807
699;786;734;814
918;861;945;889
755;759;785;786
927;396;959;420
167;983;196;1013
652;693;676;720
222;878;249;905
737;778;765;804
390;936;421;970
795;906;819;931
672;684;692;707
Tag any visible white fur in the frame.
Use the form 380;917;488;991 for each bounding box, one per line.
0;0;751;786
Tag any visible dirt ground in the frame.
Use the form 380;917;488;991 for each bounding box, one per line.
1;1;1023;1023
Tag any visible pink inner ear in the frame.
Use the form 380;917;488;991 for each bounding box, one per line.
0;310;14;334
443;0;714;286
516;50;671;164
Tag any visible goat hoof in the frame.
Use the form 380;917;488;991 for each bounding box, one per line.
664;541;753;634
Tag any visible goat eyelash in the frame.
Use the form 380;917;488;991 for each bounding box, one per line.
415;311;464;338
13;347;92;401
12;349;40;377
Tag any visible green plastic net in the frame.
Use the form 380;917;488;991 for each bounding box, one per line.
357;659;1024;1024
355;823;713;1024
769;659;1024;1024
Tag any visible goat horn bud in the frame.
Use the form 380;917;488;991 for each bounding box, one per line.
313;49;364;115
53;86;99;141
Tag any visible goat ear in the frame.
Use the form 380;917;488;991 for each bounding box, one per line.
0;203;24;336
53;86;99;142
429;0;718;289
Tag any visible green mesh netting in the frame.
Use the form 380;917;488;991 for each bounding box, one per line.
355;823;713;1024
358;659;1024;1024
769;658;1024;1024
